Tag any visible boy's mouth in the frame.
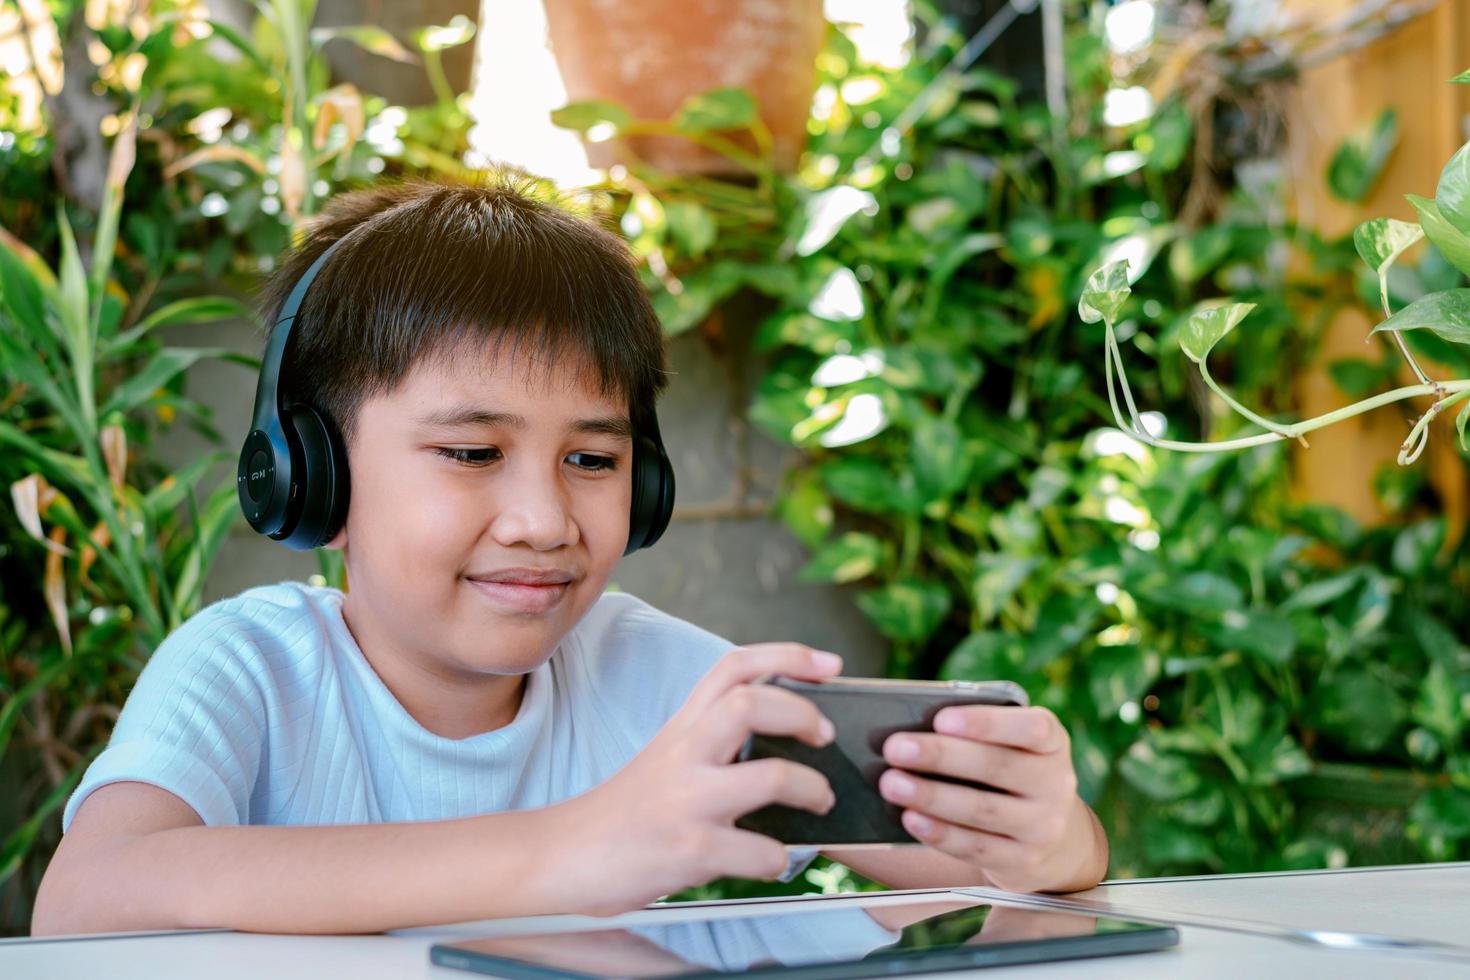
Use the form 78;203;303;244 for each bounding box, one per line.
465;567;577;614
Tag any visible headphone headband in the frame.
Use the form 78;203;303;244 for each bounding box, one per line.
239;229;675;553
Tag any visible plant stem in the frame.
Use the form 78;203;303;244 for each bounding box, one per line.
1376;273;1436;389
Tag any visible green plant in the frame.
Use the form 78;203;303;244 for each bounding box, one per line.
558;2;1470;889
0;0;483;932
0;114;250;925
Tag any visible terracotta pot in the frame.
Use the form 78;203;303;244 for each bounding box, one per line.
543;0;826;175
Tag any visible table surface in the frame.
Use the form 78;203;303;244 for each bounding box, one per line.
4;863;1468;980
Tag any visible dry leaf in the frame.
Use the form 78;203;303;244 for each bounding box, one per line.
313;83;365;153
100;423;127;490
162;143;268;180
279;137;308;221
45;526;72;656
10;474;71;556
104;110;138;196
79;519;112;586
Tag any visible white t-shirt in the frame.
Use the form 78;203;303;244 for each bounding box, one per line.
62;581;817;882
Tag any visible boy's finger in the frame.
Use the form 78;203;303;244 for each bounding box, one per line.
684;643;843;714
702;683;834;763
881;732;1061;798
899;810;1028;878
878;769;1035;839
709;828;793;882
722;757;835;819
932;706;1068;754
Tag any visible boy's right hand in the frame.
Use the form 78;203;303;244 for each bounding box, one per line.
543;643;842;916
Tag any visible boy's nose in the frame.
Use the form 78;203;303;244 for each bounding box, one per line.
489;474;579;552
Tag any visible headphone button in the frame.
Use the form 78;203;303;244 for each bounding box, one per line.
245;450;272;503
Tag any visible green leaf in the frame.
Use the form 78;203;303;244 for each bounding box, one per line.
106;296;255;355
1454;69;1470;84
1327;109;1398;204
1141;572;1244;615
940;632;1024;682
776;470;832;549
1437;139;1470;235
1179;302;1255;363
1077;260;1131;325
1352;217;1424;277
1312;669;1407;754
856;578;951;643
1087;644;1158;716
310;26;418;63
171;483;240;620
1327;357;1391;398
1392;518;1445;576
911;413;968;501
1457;398;1470;452
673;88;757;133
1280;571;1362;612
205;19;271;72
0;237;57;355
1407;195;1470;277
819;457;917;515
1168;226;1231;284
663;201;718;258
1118;739;1201;801
652;262;744;335
798;532;885;584
1369;288;1470;347
99;347;226;418
972;554;1040;625
1197;609;1297;666
550;100;633;136
142;452;231;518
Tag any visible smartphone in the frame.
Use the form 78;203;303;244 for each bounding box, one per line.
734;676;1028;847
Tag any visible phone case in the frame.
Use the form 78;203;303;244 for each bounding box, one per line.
734;677;1028;847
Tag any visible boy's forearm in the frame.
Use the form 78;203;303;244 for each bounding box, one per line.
36;806;580;935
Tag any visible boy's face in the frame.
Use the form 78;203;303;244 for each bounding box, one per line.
328;341;635;679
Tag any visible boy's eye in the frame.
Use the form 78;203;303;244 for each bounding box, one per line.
436;446;501;466
433;447;618;471
567;453;617;472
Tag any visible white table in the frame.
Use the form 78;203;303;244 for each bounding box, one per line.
4;863;1468;979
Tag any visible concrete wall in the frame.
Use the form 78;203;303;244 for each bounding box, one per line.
164;316;889;676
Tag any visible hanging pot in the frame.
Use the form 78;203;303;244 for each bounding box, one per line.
543;0;826;175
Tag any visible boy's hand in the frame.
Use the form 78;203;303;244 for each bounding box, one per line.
545;644;842;916
876;705;1106;893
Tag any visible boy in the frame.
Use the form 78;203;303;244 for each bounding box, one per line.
33;177;1108;936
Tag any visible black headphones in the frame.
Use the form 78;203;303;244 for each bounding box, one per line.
237;234;676;555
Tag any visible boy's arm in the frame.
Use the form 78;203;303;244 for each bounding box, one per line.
34;643;852;936
32;780;574;936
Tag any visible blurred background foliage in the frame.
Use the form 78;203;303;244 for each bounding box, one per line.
2;0;1467;930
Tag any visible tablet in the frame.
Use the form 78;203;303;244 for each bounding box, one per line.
428;896;1178;978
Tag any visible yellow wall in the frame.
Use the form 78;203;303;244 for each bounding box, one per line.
1284;0;1470;538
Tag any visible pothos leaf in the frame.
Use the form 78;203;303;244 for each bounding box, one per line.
1078;260;1131;325
550;100;632;136
1179;303;1256;363
1437;140;1470;236
1408;195;1470;278
1353;218;1424;276
1369;288;1470;347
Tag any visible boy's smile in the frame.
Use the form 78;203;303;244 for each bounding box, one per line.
324;339;635;737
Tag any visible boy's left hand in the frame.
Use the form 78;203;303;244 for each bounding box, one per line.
877;705;1106;893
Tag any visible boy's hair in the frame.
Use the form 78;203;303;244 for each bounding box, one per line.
256;174;668;443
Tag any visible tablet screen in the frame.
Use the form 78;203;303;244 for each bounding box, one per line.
430;897;1177;979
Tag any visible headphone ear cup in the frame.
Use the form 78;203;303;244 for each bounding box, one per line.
625;433;674;555
280;405;350;551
